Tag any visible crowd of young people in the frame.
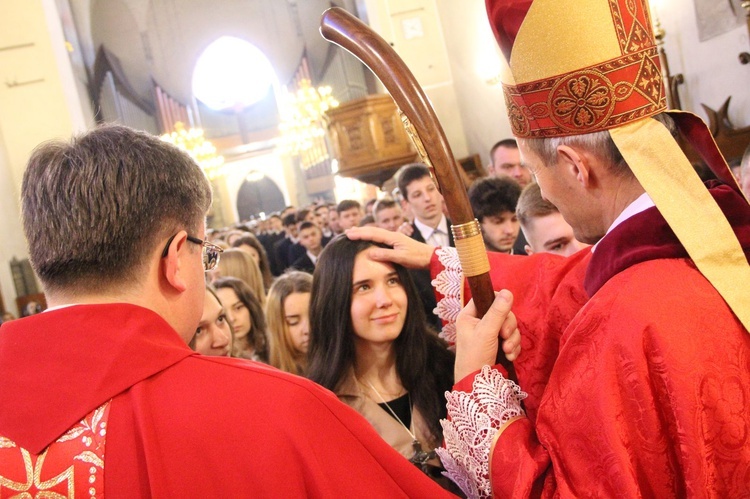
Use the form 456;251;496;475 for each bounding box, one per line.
3;0;748;493
173;154;584;491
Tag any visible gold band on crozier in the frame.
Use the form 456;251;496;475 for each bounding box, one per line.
452;221;490;277
451;219;482;240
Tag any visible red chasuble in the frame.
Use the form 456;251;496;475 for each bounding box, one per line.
434;184;750;497
0;304;455;497
432;241;591;425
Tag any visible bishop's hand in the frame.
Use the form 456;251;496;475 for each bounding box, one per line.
346;226;434;269
455;289;520;381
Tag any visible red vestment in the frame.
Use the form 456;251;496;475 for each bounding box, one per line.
434;184;750;497
0;304;455;497
432;244;591;424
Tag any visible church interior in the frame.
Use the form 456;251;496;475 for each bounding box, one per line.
0;0;748;316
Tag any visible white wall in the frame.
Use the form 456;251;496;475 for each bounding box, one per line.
436;0;510;170
0;0;88;311
435;0;750;169
0;133;27;315
361;0;470;160
655;1;750;127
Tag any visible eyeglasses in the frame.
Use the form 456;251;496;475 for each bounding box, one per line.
161;233;223;272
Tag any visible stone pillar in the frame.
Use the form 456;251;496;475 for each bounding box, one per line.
0;0;88;310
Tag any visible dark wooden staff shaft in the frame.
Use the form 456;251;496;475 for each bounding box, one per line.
320;7;517;382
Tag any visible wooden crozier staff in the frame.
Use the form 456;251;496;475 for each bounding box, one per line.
320;7;517;382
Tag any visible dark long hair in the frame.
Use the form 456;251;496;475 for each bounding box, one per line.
213;276;268;362
307;235;454;441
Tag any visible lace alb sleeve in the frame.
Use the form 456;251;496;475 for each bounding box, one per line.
432;247;463;345
436;366;527;498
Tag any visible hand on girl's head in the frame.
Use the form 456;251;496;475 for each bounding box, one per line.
346;227;433;269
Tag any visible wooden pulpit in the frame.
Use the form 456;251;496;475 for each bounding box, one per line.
325;94;418;188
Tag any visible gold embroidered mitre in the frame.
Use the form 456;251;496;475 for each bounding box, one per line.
485;0;750;331
489;0;665;137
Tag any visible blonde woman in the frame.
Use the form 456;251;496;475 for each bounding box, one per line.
264;271;311;375
212;248;265;305
232;234;274;291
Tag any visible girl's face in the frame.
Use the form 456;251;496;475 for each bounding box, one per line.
192;290;232;357
283;292;311;354
215;287;252;344
349;251;407;347
238;244;260;266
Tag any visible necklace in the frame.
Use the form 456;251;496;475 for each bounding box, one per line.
362;379;435;466
358;378;405;399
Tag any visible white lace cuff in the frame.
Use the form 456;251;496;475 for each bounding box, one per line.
432;247;463;345
436;366;527;498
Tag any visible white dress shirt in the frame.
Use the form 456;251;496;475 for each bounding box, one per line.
306;250;319;266
592;192;655;252
414;215;450;248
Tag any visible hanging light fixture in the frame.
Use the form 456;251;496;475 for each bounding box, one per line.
277;79;339;160
161;122;225;180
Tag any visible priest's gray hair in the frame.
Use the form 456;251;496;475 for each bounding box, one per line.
22;124;212;294
519;113;677;177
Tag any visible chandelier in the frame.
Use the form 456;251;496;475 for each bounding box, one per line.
278;79;339;159
161;122;225;180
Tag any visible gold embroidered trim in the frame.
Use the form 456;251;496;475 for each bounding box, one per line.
502;47;666;138
610;118;750;332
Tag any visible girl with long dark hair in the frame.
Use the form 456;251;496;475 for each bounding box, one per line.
213;276;268;362
307;236;455;483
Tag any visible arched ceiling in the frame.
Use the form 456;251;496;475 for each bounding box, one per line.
89;0;336;104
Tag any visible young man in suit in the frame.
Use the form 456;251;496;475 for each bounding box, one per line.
336;199;363;231
397;163;453;330
398;164;452;248
291;221;323;274
487;138;533;188
271;213;298;274
372;198;405;232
